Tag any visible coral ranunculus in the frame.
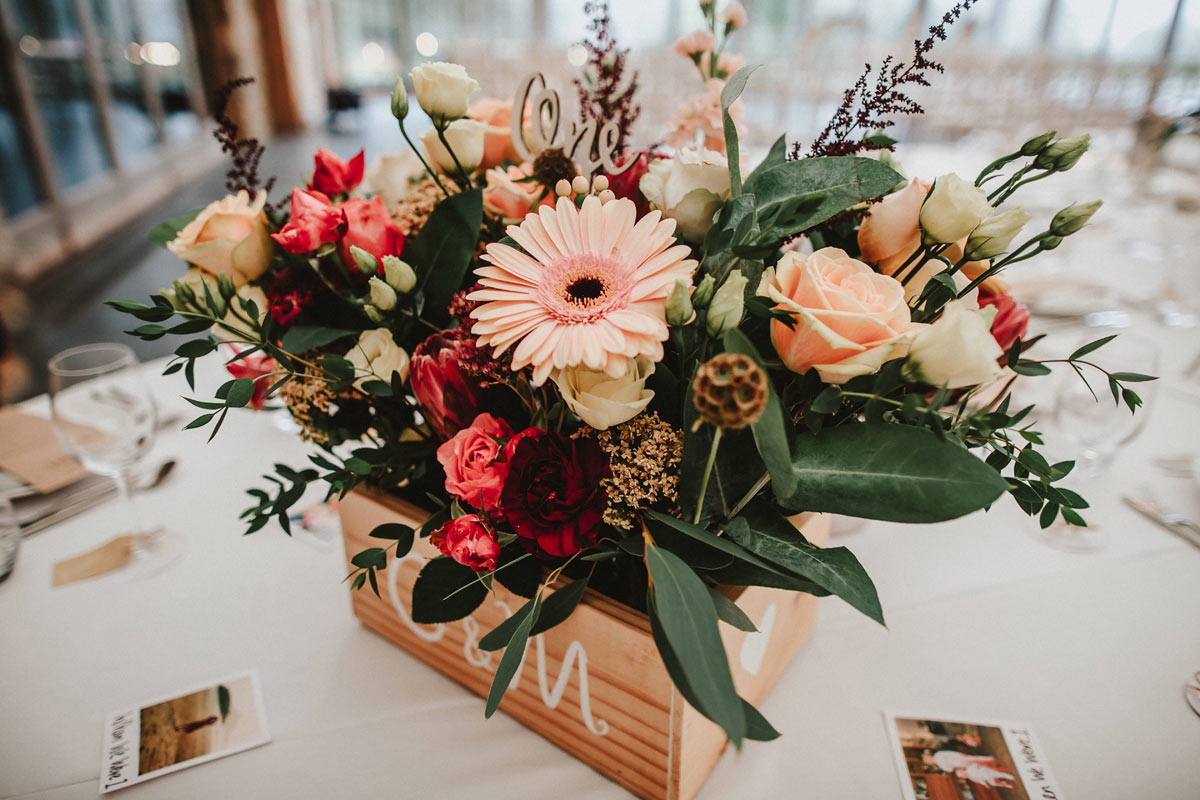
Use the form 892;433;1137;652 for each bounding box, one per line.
436;412;512;513
410;332;491;439
271;188;347;254
338;195;406;271
310;148;365;196
978;287;1030;351
430;514;500;572
501;429;609;558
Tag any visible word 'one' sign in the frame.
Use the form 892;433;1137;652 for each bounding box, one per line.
510;72;634;178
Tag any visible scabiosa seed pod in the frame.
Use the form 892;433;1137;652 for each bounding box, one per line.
532;147;578;189
692;352;768;429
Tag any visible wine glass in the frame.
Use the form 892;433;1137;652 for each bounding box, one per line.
1034;334;1160;553
47;343;183;579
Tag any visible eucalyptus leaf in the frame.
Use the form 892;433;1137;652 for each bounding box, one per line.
720;65;759;196
707;586;757;632
743;133;788;195
750;157;902;242
484;593;541;717
279;325;356;354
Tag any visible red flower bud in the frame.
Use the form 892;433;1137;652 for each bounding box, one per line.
430;514;501;572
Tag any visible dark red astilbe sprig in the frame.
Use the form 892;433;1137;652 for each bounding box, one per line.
212;77;277;205
573;0;641;155
798;0;979;159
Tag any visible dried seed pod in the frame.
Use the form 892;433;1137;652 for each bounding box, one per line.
533;147;578;190
692;353;768;429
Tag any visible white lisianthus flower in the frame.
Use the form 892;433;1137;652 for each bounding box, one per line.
347;328;410;389
639;146;730;243
409;62;478;125
903;300;1003;389
965;207;1031;260
368;276;397;311
421;119;486;174
553;356;655;430
919;173;992;244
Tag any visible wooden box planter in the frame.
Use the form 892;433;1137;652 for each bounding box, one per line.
339;487;830;800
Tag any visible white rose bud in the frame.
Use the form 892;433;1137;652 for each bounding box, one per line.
705;271;747;337
346;328;410;389
420;118;485;174
919;173;992;245
552;356;655;430
382;255;416;294
409;61;479;126
666;279;694;325
964;207;1031;260
639;146;731;243
368;276;398;311
903;300;1003;389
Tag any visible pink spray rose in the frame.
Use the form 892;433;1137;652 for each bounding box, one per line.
436;412;512;513
310;148;365;196
430;515;501;572
271;188;347;255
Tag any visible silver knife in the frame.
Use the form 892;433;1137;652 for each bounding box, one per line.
1123;495;1200;550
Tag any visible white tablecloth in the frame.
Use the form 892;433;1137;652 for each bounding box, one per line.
2;318;1199;800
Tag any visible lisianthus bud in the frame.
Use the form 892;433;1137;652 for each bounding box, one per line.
364;306;384;324
1034;134;1090;171
217;272;237;301
919;173;992;244
1019;130;1056;157
1049;200;1101;237
964;207;1031;260
390;77;409;120
172;278;196;308
692;273;717;308
706;271;747;336
369;276;398;310
666;279;694;325
382;255;416;293
349;244;379;274
1041;234;1063;250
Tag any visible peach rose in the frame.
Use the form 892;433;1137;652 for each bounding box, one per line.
468;96;522;170
436;412;512;513
765;247;914;384
482;163;552;223
167;190;272;286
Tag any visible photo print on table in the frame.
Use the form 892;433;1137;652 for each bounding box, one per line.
101;670;270;793
884;712;1063;800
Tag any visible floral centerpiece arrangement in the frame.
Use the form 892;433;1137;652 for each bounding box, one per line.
112;0;1152;747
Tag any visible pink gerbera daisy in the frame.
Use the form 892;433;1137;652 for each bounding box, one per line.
468;195;697;385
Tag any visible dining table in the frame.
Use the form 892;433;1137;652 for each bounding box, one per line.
2;308;1199;800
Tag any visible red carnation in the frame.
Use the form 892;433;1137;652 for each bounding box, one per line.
430;514;501;572
338;195;406;272
411;332;493;439
501;430;609;559
979;287;1030;352
603;150;664;217
271;188;346;254
310;148;364;196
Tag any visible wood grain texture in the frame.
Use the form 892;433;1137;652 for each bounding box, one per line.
339;487;829;800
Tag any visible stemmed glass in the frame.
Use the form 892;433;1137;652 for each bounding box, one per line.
47;343;183;579
1034;334;1159;553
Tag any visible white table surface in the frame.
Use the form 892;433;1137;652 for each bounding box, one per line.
3;316;1199;800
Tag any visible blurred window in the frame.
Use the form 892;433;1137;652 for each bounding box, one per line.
0;54;41;215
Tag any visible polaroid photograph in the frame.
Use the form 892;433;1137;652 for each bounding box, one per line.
101;670;270;793
884;712;1063;800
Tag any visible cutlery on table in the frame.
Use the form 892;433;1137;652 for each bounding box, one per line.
1122;495;1200;550
18;459;177;537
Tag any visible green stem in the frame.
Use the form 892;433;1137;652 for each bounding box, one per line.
726;470;770;521
693;427;724;524
399;118;449;196
436;126;473;189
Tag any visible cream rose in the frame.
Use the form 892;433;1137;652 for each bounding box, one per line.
421;118;486;174
639;146;730;243
903;300;1003;389
347;328;410;389
410;62;478;124
167;190;272;286
765;248;914;384
553;357;654;430
362;149;423;207
919;173;991;244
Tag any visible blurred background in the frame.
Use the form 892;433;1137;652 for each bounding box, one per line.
1;0;1198;401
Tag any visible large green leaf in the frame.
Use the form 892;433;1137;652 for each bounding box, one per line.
784;425;1009;522
646;511;786;578
751;157;903;241
723;329;797;500
279;325;356;354
478;575;589;651
484;593;541;718
411;557;488;624
646;544;745;746
148;209;201;247
743;134;788;195
679;373;763;522
720;65;759;196
407;188;483;324
730;504;883;624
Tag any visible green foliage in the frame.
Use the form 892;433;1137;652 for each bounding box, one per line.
722;330;797;500
147;209;201;247
411;556;488;624
484;593;541;717
407;188;484;324
748;157;902;242
279;325;357;354
720;65;759;196
707;586;757;632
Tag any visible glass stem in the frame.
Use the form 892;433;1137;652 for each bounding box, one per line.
113;469;146;542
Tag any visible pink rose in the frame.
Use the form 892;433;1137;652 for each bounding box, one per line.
436;413;512;512
765;247;914;384
467;97;522;170
310;148;364;196
338;195;406;271
271;188;347;255
482;163;552;223
430;514;500;572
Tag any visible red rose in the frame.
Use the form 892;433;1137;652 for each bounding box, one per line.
310;148;364;196
501;430;609;558
436;413;512;513
411;332;491;439
223;345;277;410
979;287;1030;351
604;150;664;217
338;195;406;271
431;514;500;572
271;188;346;254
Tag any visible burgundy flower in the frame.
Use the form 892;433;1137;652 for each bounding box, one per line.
979;287;1030;352
501;430;610;559
603;150;664;217
411;332;493;439
430;514;501;572
310;148;365;196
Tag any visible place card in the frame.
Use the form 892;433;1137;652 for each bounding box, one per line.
51;535;134;586
884;711;1063;799
101;670;270;793
0;408;93;494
